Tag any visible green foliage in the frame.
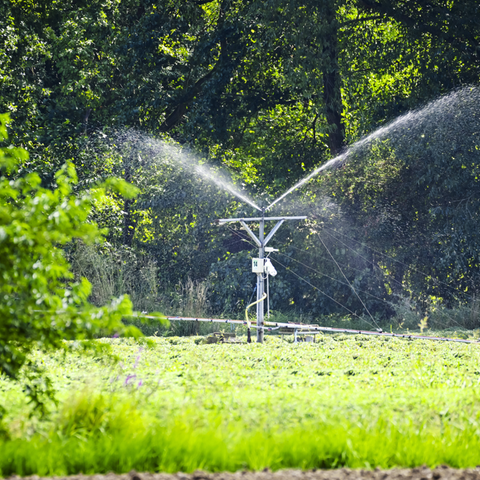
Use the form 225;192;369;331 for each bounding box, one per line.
209;250;256;314
1;335;480;474
0;113;166;416
314;88;480;308
4;0;478;191
1;0;480;325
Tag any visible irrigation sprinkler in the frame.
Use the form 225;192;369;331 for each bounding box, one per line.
217;210;307;343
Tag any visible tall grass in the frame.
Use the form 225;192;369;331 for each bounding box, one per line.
166;278;214;336
1;392;480;477
69;243;216;336
69;242;159;313
68;242;480;336
391;295;480;331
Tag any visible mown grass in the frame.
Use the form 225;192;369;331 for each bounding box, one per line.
1;333;480;476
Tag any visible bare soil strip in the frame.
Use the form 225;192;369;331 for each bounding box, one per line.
8;466;480;480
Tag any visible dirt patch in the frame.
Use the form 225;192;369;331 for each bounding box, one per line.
8;466;480;480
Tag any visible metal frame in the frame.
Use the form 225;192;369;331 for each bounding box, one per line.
217;210;307;343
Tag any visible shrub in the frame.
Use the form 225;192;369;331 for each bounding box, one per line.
0;114;165;419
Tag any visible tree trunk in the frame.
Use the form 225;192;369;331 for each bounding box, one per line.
322;7;345;156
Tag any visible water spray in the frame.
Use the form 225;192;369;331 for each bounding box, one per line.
267;87;480;212
114;131;263;211
266;154;347;211
128;88;480;344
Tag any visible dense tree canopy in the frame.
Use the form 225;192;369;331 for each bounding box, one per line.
1;0;480;324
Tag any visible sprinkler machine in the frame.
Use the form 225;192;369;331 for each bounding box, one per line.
217;209;307;343
134;207;479;344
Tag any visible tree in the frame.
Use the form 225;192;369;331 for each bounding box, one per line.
314;86;480;308
2;0;480;322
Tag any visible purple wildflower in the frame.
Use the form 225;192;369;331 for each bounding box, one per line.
133;347;144;369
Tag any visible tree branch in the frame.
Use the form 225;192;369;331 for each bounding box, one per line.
339;15;385;28
159;0;233;133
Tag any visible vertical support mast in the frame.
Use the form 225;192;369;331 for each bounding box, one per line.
217;214;306;344
256;208;265;343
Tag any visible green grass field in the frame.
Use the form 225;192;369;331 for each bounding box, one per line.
1;332;480;476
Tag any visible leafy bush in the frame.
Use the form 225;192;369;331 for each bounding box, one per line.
0;114;165;418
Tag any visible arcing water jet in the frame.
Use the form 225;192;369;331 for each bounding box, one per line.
267;86;480;211
114;130;262;211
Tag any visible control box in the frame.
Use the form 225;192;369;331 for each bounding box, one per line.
252;258;264;273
